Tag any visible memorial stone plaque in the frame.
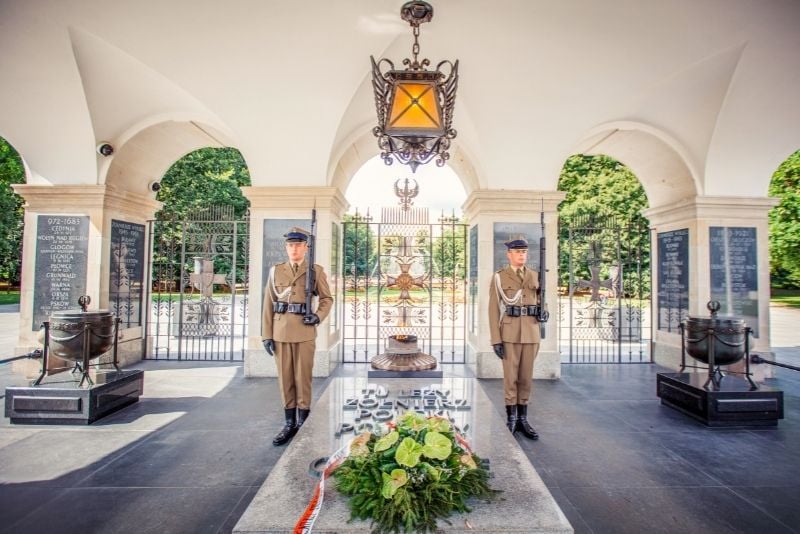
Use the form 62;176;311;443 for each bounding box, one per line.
469;225;478;334
709;226;759;337
33;215;90;330
330;221;339;332
261;218;310;336
492;222;541;270
109;220;145;327
657;228;689;332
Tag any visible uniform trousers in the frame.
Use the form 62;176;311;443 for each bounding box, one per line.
501;342;539;405
274;339;315;409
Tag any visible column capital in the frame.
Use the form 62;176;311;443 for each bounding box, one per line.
12;184;162;219
463;189;565;219
241;186;348;218
643;195;779;226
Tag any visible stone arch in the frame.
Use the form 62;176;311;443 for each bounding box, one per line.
327;126;480;205
103;116;239;197
572;121;700;210
0;133;33;184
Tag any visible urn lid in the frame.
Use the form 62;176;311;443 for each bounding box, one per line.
685;301;745;327
49;295;113;321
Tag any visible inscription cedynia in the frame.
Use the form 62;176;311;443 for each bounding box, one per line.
336;384;471;438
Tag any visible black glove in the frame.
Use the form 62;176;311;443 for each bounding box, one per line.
263;339;275;356
493;343;505;359
302;313;320;326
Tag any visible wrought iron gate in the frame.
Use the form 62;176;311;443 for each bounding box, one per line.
342;212;467;364
144;206;249;360
558;214;652;363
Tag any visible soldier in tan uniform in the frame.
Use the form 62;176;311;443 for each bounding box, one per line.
262;227;333;446
488;238;540;440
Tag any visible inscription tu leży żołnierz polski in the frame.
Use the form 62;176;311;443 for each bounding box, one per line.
110;220;145;327
709;226;758;337
33;215;90;330
335;383;472;447
657;229;689;332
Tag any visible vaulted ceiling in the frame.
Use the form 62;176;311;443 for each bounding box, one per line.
1;0;798;208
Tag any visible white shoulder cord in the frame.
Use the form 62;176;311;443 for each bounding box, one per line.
494;272;523;327
269;265;292;301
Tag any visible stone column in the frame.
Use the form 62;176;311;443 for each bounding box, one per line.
241;186;348;378
12;184;162;374
462;190;566;379
644;196;778;377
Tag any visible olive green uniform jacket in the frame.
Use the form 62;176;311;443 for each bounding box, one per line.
488;265;541;345
262;260;333;342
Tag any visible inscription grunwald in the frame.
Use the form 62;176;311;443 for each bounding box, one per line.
33;215;89;330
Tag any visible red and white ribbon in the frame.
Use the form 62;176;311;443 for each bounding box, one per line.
293;439;352;534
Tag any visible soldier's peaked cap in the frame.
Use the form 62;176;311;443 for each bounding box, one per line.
504;238;528;250
284;227;310;242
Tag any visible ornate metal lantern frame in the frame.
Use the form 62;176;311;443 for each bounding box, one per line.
370;1;459;173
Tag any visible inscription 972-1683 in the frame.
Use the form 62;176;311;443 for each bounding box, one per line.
33;215;90;330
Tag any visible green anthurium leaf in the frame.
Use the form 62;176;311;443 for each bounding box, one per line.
374;430;400;452
425;416;451;433
395;436;424;467
422;431;452;460
381;468;408;499
398;412;427;432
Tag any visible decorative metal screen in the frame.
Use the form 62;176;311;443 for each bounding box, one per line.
342;214;467;364
144;206;249;360
558;214;652;363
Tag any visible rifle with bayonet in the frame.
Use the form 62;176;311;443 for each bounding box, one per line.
302;208;319;325
536;205;550;333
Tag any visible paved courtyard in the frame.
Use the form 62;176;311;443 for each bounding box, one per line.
0;305;798;533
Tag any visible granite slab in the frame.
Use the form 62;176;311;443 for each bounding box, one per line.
234;377;573;533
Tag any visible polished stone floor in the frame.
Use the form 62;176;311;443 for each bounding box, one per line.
1;357;798;534
2;304;799;533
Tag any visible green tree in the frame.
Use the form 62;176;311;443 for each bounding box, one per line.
342;214;377;278
557;154;650;297
156;147;251;220
768;149;800;289
0;137;25;286
153;147;251;288
432;223;466;280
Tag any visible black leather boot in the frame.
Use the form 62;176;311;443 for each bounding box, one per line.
505;405;517;433
516;404;539;440
297;408;310;429
272;408;298;446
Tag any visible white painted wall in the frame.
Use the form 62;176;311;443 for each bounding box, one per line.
0;0;797;198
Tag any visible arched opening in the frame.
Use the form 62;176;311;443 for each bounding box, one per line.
573;122;699;209
557;153;651;363
104;119;237;196
143;147;252;361
768;149;800;293
0;136;27;296
339;155;468;365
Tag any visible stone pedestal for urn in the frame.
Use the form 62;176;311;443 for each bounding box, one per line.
4;296;143;424
656;301;783;427
369;335;442;378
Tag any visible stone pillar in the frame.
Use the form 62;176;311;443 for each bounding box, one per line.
241;186;348;378
462;190;566;379
12;184;162;375
644;196;778;377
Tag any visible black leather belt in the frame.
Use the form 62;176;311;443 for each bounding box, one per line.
505;305;540;317
273;302;306;314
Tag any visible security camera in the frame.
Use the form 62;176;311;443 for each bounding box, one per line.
96;143;114;157
149;180;162;193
